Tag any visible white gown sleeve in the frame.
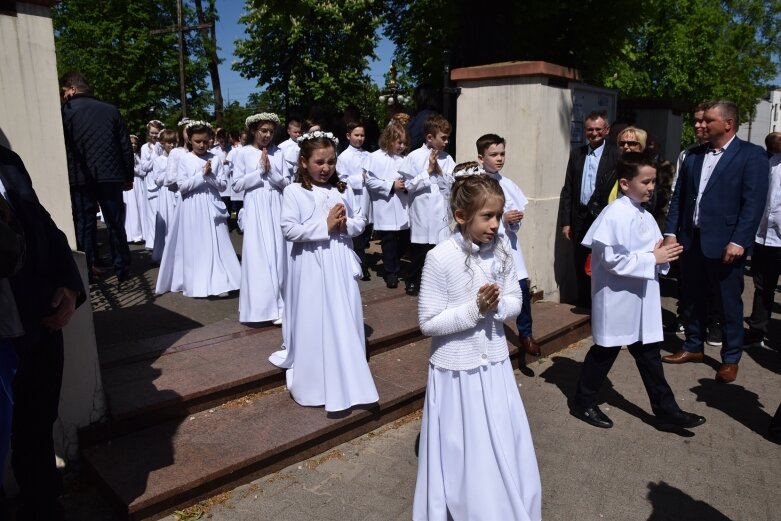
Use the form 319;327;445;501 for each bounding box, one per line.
177;156;207;196
232;149;264;192
594;241;658;280
418;252;483;336
205;158;226;192
280;187;329;242
494;245;523;321
344;189;367;237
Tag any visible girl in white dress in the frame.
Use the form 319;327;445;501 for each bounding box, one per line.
269;132;379;412
364;122;410;289
139;119;163;249
413;174;542;521
124;135;144;243
233;112;289;324
155;121;241;298
150;129;177;264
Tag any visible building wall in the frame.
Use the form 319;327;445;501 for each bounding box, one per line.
737;98;772;147
454;76;576;302
0;3;105;480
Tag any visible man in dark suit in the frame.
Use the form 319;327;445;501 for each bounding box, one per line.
662;100;769;383
559;110;620;307
0;144;85;520
60;71;134;284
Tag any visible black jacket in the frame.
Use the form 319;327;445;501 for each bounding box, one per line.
558;143;620;242
61;93;134;186
0;145;85;335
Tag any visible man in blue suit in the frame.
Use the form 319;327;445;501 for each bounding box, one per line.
662;100;769;383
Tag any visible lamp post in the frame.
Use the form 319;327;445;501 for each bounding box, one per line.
378;62;409;116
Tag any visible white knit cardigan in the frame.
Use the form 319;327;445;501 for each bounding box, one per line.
418;231;523;371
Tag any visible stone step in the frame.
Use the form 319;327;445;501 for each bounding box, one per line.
82;302;590;520
82;288;424;447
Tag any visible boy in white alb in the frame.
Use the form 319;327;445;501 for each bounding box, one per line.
477;133;541;357
397;115;455;295
572;152;706;430
337;121;372;280
278;118;302;153
365;122;410;289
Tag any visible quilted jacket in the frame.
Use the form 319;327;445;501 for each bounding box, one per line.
61;93;134;186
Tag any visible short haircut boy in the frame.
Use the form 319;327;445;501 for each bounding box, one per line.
476;133;505;156
423;115;452;137
616;151;656;183
287;118;301;130
346;121;365;134
159;129;178;145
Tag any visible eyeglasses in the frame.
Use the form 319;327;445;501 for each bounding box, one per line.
619;140;640;147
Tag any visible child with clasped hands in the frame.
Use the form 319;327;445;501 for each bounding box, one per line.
571;152;706;431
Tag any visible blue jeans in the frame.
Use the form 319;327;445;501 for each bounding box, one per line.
0;338;17;475
517;278;533;338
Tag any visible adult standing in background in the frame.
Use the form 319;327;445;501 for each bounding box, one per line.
558;110;620;308
662;100;769;383
60;71;134;284
0;143;85;521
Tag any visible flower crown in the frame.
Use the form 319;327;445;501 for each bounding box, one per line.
185;120;212;131
177;117;191;127
147;119;163;128
245;112;281;127
297;130;339;147
453;164;485;178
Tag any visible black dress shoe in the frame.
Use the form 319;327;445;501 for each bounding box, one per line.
572;405;613;428
405;283;418;296
656;410;706;430
385;276;398;289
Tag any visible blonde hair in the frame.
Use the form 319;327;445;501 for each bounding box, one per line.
378;122;408;154
617;126;647;150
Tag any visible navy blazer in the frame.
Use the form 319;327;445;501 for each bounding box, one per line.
0;145;85;335
664;137;769;259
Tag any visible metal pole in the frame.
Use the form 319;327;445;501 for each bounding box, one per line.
177;0;187;118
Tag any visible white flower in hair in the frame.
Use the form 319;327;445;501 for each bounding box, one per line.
177;117;191;126
185;120;212;130
453;165;485;178
297;130;339;147
245;112;281;127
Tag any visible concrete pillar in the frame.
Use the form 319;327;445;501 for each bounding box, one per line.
451;61;616;302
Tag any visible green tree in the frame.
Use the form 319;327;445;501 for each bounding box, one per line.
599;0;781;126
53;0;211;135
233;0;384;117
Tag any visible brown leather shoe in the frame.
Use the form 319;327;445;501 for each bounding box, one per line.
662;350;704;364
521;336;541;356
716;363;739;383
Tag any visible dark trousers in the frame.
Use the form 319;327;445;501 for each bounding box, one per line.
70;181;130;279
680;233;746;363
575;342;679;416
408;242;435;288
517;278;533;338
11;329;64;510
574;243;592;308
353;224;374;270
0;339;17;478
748;242;781;336
376;229;410;280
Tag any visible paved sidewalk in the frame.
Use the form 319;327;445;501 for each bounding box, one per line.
58;231;781;520
149;333;779;521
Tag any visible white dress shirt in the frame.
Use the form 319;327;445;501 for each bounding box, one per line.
755;153;781;247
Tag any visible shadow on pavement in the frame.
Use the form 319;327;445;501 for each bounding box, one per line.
646;481;733;521
689;378;775;442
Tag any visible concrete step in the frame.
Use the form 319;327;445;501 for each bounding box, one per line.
82;301;590;520
82;288;424;446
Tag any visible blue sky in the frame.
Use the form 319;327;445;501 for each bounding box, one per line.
213;0;395;105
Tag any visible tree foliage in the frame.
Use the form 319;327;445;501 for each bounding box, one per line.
383;0;780;127
598;0;781;123
233;0;384;118
53;0;212;135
